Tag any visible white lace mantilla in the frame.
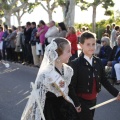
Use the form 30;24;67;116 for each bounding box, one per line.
21;64;73;120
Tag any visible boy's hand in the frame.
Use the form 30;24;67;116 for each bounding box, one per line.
75;106;81;113
117;92;120;100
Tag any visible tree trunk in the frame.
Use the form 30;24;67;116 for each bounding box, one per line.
48;10;52;22
4;11;11;28
92;5;96;33
63;0;76;27
18;18;21;26
16;16;21;26
61;4;66;20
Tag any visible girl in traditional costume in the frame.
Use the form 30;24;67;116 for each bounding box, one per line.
21;37;78;120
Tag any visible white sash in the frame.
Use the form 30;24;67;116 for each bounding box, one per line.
45;67;74;105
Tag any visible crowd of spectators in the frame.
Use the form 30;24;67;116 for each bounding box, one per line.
0;22;120;84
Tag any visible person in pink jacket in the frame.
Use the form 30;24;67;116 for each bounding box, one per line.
37;20;49;64
37;20;49;50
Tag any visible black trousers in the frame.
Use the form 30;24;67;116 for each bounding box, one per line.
21;45;26;62
14;52;23;62
6;47;15;61
78;97;96;120
24;43;33;64
2;41;6;60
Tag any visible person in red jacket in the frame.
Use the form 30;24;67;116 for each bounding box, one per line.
66;26;78;61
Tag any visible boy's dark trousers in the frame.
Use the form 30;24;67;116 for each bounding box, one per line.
78;98;96;120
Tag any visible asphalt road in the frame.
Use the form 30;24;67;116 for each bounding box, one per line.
0;62;120;120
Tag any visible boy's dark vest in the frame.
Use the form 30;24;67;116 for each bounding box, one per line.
71;54;102;94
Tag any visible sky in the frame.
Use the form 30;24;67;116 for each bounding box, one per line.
8;0;120;26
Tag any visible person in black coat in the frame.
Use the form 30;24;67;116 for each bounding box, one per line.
107;35;120;80
30;22;40;67
99;36;112;67
24;22;33;64
69;32;120;120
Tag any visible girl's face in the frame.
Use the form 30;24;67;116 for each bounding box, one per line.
59;43;72;63
80;38;96;57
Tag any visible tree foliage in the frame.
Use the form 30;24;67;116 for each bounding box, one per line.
0;0;40;26
34;0;59;21
104;10;114;16
79;0;114;10
78;0;115;32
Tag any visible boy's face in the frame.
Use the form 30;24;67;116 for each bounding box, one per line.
80;38;96;57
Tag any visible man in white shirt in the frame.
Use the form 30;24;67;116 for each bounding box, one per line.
110;23;116;48
45;21;59;43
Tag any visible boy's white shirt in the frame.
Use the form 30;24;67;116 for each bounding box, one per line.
84;55;93;66
84;55;95;77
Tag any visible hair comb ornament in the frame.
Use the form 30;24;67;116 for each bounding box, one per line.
45;41;58;62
